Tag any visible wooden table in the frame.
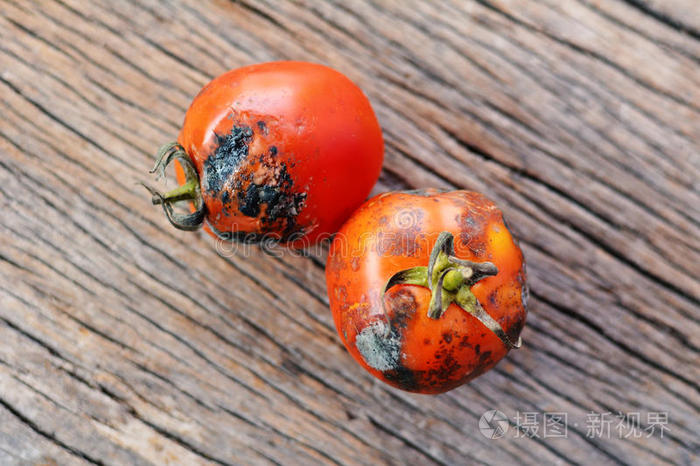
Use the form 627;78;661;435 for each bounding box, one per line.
1;1;698;464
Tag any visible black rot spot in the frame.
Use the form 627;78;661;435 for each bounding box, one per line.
238;183;261;217
478;350;492;365
203;125;253;195
203;123;308;241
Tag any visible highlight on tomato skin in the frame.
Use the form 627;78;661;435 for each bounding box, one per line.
145;61;384;247
325;189;528;394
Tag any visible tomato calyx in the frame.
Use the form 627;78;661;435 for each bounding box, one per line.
143;142;206;231
382;231;522;350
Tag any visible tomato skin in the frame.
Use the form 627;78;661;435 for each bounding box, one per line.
325;190;527;394
175;61;383;245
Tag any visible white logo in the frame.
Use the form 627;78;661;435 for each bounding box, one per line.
479;410;509;439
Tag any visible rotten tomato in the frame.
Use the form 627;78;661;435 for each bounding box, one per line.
145;61;383;245
325;190;527;394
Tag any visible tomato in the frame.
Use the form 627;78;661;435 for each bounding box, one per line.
145;61;383;245
325;190;527;394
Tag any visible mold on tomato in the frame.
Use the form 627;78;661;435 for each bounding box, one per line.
203;125;254;196
355;321;401;372
201;122;308;241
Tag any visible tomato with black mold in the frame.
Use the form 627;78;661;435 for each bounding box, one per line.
325;189;527;394
146;61;383;246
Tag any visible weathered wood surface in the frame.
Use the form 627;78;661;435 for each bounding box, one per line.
0;0;698;464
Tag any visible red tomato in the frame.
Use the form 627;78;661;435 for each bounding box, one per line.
146;61;383;246
325;190;527;394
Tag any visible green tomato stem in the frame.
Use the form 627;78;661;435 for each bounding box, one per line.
442;269;464;291
381;231;521;350
143;142;206;231
151;179;199;205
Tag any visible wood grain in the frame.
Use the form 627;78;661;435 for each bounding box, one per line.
0;0;698;464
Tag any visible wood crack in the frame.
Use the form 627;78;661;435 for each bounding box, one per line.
617;0;700;39
475;0;700;113
0;396;104;465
